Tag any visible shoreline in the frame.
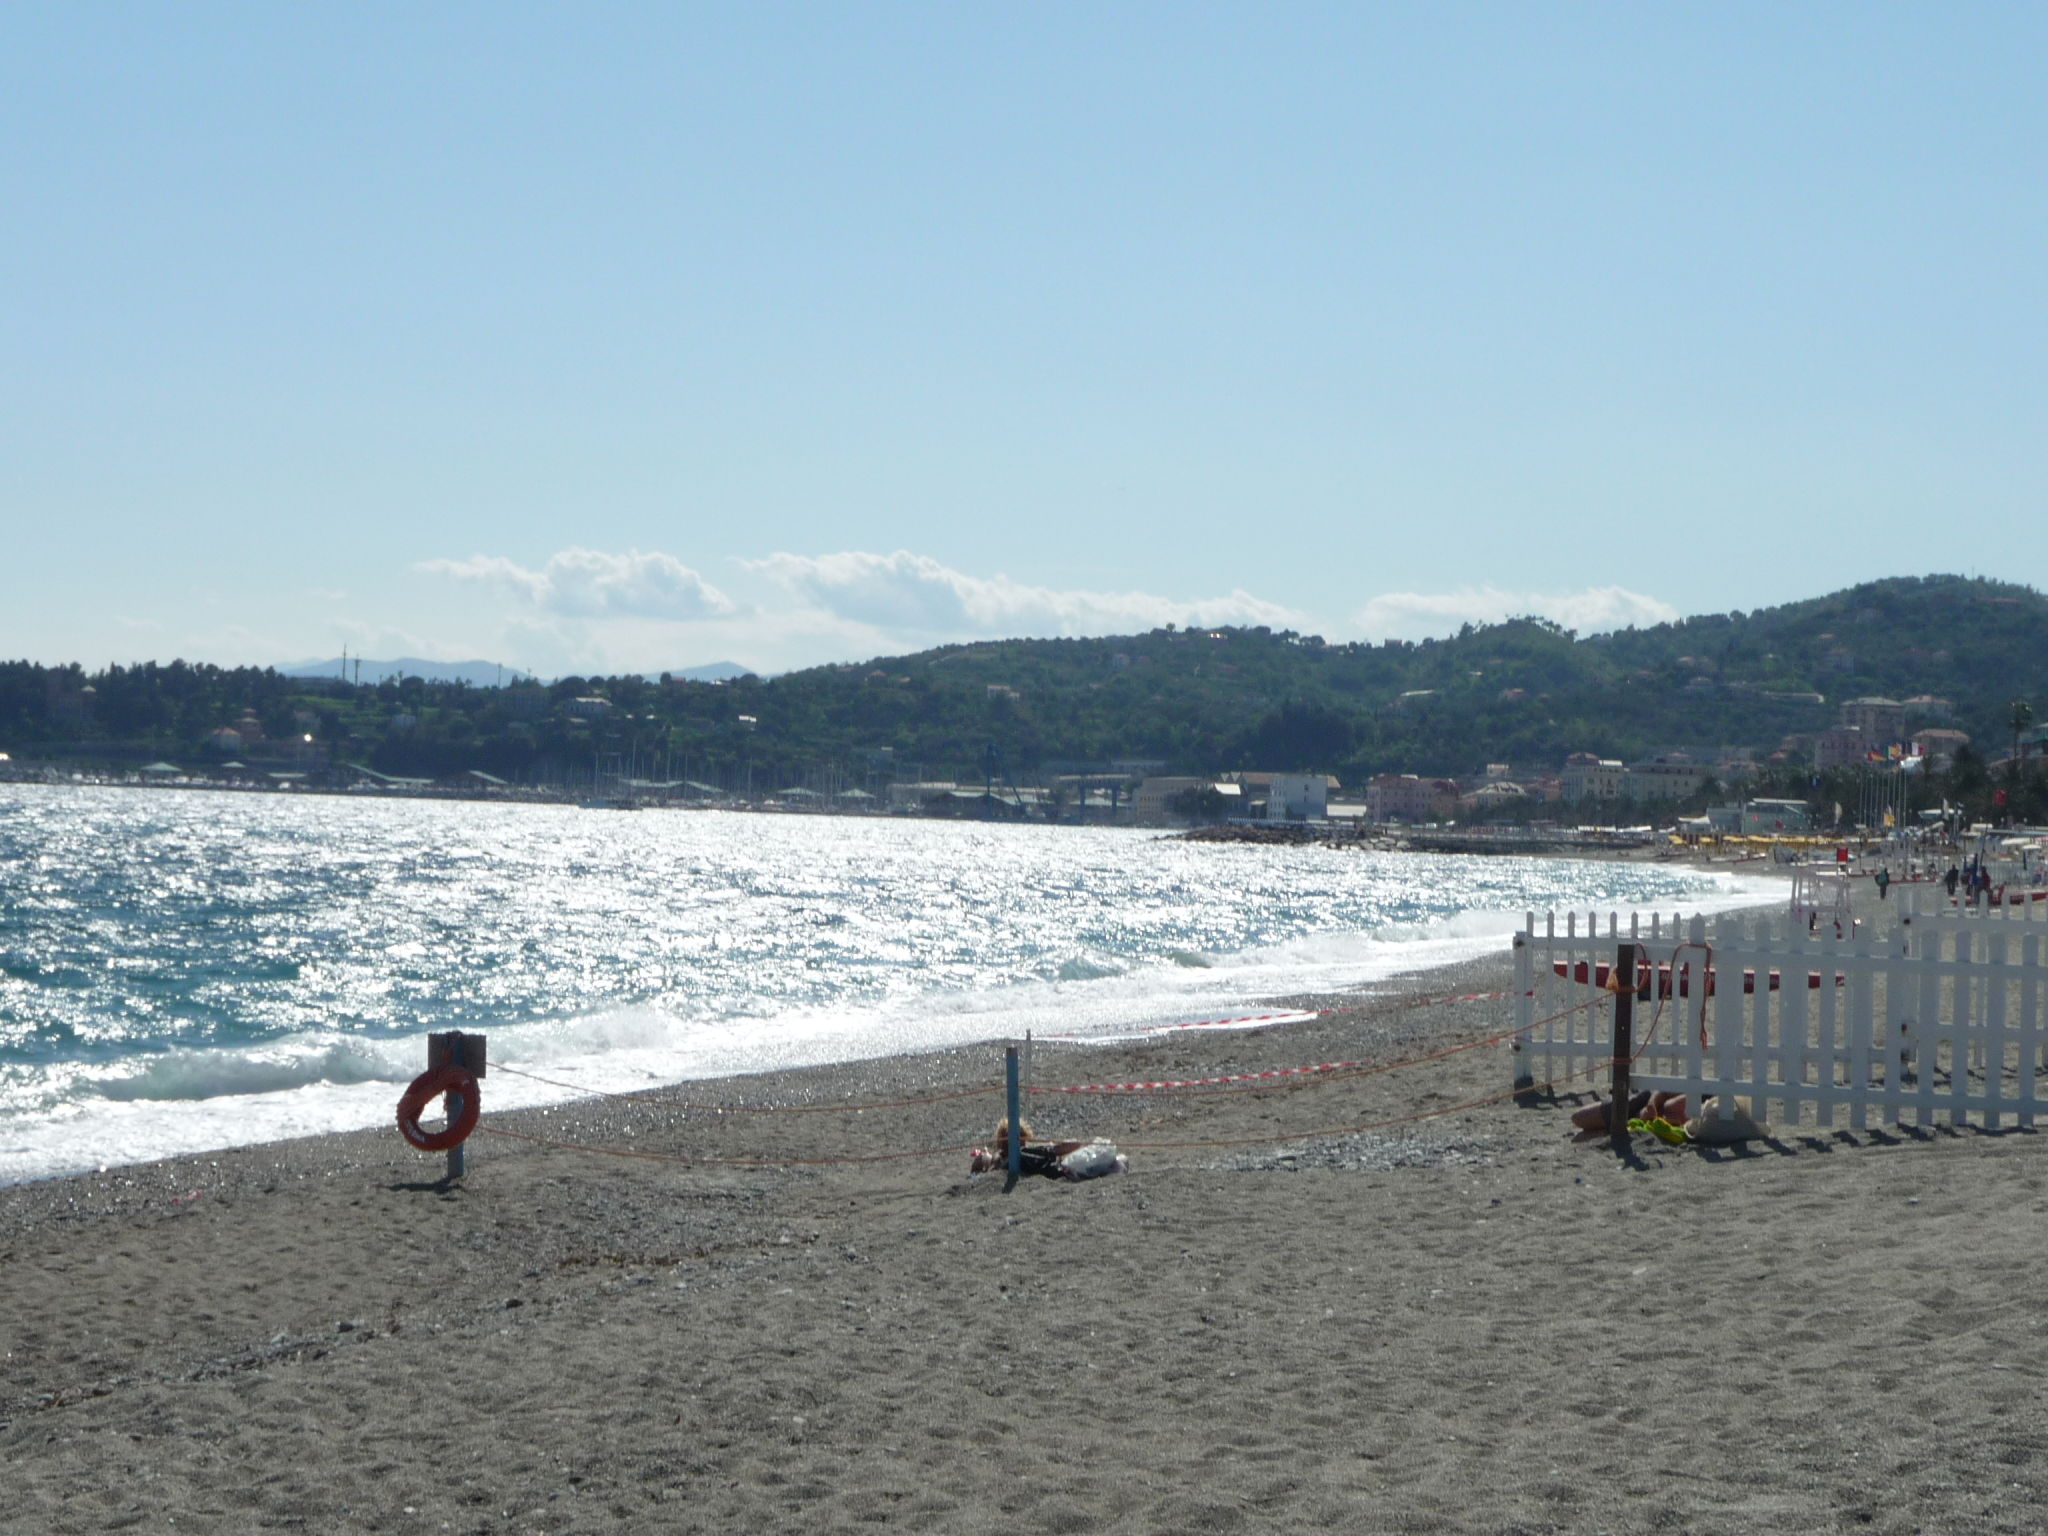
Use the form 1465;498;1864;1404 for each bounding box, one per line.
0;800;1789;1191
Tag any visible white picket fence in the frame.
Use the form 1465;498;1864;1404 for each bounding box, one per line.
1513;899;2048;1131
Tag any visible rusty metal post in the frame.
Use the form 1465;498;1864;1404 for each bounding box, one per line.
1609;942;1637;1148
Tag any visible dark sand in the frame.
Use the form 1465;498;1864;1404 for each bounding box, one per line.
4;871;2044;1534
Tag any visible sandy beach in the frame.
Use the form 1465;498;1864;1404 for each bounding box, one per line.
4;872;2044;1535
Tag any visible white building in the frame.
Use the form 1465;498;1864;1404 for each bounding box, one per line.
1560;755;1626;802
1265;772;1328;821
1622;757;1709;802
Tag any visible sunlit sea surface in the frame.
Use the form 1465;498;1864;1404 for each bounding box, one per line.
0;785;1780;1184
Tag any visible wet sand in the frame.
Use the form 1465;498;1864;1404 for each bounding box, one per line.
4;874;2044;1534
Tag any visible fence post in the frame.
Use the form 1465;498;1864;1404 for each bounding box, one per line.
1609;941;1637;1146
1511;929;1534;1097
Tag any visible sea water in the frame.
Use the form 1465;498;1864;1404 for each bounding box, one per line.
0;784;1780;1184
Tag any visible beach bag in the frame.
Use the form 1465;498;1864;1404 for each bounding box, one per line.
1686;1096;1765;1145
1057;1141;1126;1180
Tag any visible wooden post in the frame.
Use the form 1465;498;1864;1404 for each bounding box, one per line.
1004;1046;1022;1189
428;1031;487;1182
1511;931;1535;1098
1609;942;1637;1147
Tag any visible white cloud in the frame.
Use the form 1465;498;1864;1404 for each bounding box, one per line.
419;548;734;620
745;549;1306;638
407;544;1314;675
1353;585;1679;642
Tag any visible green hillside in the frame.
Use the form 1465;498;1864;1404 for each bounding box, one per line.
740;573;2048;783
4;575;2046;795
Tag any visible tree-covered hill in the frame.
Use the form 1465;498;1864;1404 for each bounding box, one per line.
5;574;2046;789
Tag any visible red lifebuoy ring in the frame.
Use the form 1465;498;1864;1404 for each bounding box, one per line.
396;1064;480;1151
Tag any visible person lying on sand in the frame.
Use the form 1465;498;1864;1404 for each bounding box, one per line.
969;1119;1082;1176
968;1120;1125;1179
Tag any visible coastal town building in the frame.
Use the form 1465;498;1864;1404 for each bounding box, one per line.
1555;752;1713;804
1216;772;1336;822
1838;697;1906;745
1560;755;1625;802
1621;755;1709;802
1365;773;1457;823
1132;776;1221;823
1910;728;1970;769
887;781;958;811
1262;772;1329;821
1129;772;1332;823
1697;798;1813;834
1902;695;1955;725
1461;780;1528;812
1709;754;1759;787
1739;798;1813;834
1813;728;1874;772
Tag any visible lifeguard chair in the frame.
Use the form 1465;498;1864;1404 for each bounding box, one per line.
1789;868;1854;937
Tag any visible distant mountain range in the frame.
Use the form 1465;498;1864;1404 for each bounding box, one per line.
280;657;756;687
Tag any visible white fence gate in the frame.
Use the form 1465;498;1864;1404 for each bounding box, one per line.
1514;902;2048;1132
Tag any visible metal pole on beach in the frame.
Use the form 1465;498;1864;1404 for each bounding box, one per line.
1004;1046;1022;1189
444;1071;467;1181
443;1035;469;1182
427;1031;485;1182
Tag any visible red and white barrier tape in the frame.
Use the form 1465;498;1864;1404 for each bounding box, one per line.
1036;1009;1324;1043
1035;1056;1378;1094
1035;989;1513;1095
1039;990;1506;1045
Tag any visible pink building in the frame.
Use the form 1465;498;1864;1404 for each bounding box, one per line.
1366;773;1457;823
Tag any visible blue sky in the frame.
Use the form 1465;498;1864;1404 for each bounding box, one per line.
4;4;2043;677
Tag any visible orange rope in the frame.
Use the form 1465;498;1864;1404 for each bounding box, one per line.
490;1061;994;1114
1032;993;1605;1098
457;973;1639;1170
475;1121;982;1168
1615;939;1713;1060
1119;1054;1617;1151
